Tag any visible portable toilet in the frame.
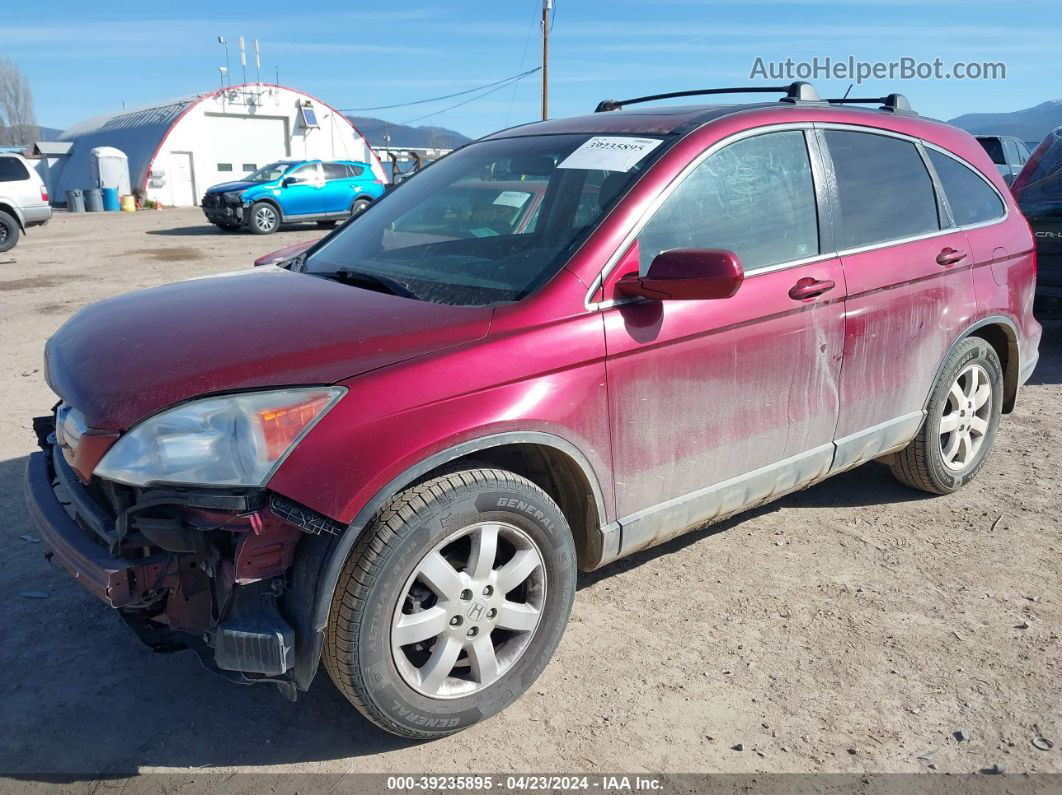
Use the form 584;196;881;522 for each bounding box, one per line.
90;146;131;195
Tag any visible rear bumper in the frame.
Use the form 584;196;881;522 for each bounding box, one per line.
24;450;137;607
22;203;51;227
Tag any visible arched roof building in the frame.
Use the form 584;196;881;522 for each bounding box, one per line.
56;84;384;206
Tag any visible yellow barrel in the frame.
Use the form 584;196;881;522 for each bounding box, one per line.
120;194;136;212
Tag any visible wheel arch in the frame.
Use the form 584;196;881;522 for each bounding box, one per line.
925;316;1020;415
0;200;26;231
249;196;284;222
283;431;609;691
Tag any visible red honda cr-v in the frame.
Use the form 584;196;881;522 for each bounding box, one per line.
25;82;1040;738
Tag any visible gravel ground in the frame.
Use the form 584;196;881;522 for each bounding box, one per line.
0;209;1059;783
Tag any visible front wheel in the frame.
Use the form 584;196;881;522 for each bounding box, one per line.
888;337;1003;494
324;468;576;739
249;202;279;235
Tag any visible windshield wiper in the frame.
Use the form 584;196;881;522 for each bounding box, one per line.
322;267;418;299
286;252;308;272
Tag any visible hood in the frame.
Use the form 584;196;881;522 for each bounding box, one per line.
45;267;492;430
205;180;263;194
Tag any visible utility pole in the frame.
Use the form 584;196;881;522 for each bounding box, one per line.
541;0;553;120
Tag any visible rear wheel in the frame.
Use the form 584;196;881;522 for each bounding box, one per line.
249;202;279;235
889;337;1003;494
0;211;19;253
324;468;576;739
350;197;372;218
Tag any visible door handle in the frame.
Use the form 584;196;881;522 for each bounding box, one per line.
936;247;968;266
789;277;835;300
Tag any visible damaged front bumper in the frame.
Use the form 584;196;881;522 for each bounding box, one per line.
23;414;322;686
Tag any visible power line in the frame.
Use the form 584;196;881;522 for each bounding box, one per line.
400;76;533;125
338;67;541;113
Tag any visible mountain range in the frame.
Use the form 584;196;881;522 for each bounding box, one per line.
949;100;1062;147
346;116;471;151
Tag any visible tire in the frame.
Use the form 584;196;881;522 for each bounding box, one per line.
350;197;372;218
249;202;279;235
315;220;338;229
324;467;576;739
0;210;20;253
889;337;1003;494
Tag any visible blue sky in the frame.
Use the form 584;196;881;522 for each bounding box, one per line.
3;0;1059;137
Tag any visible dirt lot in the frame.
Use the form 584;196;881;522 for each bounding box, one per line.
0;209;1059;782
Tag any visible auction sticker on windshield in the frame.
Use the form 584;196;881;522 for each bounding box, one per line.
557;136;663;172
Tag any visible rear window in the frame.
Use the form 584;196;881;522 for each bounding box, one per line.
977;138;1006;165
0;157;30;182
825;131;940;250
927;150;1005;227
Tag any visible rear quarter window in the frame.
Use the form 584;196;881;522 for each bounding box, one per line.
0;157;30;182
927;149;1005;226
825;130;940;250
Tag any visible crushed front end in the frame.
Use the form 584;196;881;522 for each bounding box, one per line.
23;407;339;692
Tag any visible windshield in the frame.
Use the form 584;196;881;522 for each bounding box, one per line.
1014;130;1062;218
303;133;665;306
246;162;292;182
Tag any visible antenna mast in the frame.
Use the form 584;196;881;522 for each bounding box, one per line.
239;36;248;85
217;36;230;87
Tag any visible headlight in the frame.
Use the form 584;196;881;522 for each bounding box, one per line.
94;387;344;487
224;191;244;204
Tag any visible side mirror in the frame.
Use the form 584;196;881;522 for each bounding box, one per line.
616;248;744;300
281;176;299;188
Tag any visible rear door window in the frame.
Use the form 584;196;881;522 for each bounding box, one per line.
322;162;348;181
0;157;30;182
825;130;940;250
636;130;819;274
927;149;1005;227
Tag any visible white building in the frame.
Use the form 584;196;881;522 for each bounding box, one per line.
55;83;385;207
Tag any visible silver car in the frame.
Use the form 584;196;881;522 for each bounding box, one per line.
0;152;51;252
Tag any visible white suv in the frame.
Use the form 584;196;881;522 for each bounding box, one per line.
0;152;51;252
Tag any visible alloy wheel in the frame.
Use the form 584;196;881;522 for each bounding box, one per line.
390;521;546;699
254;206;277;232
939;363;992;471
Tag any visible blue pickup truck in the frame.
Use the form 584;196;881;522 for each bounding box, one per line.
201;159;385;234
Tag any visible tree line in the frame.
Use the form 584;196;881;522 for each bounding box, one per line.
0;58;38;147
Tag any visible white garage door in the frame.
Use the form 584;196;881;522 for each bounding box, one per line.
201;113;290;189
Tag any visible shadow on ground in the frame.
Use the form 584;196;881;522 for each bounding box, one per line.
1;314;1058;776
145;224;325;238
0;455;415;777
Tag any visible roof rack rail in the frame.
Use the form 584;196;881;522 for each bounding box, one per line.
594;81;820;113
824;93;915;115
